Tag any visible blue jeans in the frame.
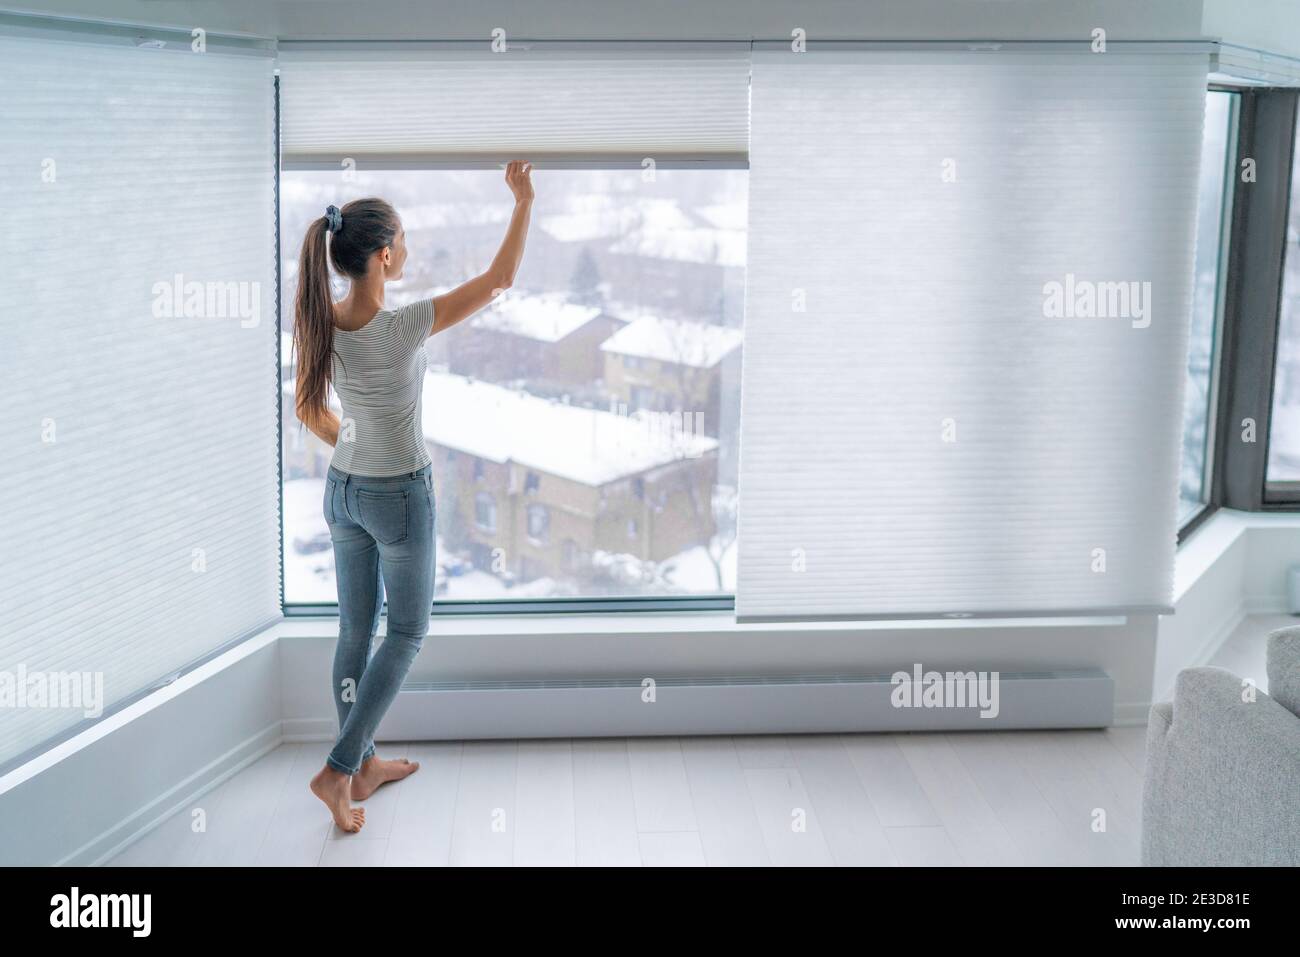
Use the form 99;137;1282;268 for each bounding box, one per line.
323;462;435;775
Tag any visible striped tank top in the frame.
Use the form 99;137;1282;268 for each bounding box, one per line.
328;299;435;477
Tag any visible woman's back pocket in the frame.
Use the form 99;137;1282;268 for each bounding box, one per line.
357;489;409;545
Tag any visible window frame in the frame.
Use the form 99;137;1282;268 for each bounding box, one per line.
1178;86;1242;540
1207;86;1300;522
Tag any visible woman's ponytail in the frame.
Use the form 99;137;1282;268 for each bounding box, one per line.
293;216;335;428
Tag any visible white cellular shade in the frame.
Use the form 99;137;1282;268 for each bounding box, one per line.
736;49;1208;621
278;44;750;164
0;33;279;764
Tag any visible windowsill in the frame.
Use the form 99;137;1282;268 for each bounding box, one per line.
272;610;1129;639
1172;506;1300;604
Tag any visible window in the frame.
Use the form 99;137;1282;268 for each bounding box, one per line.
474;492;497;533
280;167;745;604
1268;103;1300;484
1179;90;1238;523
527;504;550;543
630;385;657;412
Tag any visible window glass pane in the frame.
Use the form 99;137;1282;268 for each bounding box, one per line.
1179;91;1235;522
281;168;746;602
1268;103;1300;482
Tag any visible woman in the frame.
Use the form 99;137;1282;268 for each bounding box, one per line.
294;161;534;832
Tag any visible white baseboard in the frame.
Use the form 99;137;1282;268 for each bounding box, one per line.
1242;596;1291;615
281;717;335;743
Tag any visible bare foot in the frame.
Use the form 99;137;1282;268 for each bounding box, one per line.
310;765;366;832
351;755;420;800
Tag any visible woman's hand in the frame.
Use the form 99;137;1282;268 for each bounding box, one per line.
505;160;534;204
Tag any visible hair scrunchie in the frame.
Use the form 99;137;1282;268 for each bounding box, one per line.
324;205;342;234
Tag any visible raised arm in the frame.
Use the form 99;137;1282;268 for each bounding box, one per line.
430;160;534;336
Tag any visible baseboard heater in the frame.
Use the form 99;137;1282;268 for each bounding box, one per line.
375;669;1114;740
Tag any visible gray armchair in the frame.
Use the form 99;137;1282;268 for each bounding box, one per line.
1141;626;1300;866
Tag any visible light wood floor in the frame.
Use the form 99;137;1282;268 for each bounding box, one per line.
107;727;1148;867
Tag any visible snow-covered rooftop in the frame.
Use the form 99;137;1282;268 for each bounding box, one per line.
599;316;743;369
421;371;716;485
470;292;602;343
539;195;745;267
609;224;746;267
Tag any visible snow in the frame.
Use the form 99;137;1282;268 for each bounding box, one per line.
282;477;336;603
659;537;737;593
599;315;742;369
470;292;602;343
421;371;717;485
